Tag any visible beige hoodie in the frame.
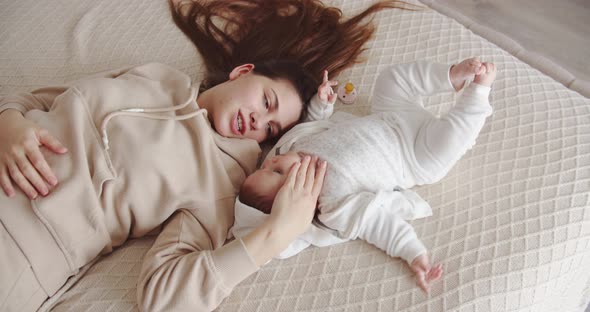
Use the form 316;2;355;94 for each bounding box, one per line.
0;63;261;311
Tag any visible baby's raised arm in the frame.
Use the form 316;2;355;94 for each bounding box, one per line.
305;70;338;121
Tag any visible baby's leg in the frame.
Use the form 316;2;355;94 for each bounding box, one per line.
412;63;497;184
371;61;455;115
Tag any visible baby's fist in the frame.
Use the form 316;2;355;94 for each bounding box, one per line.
318;70;338;105
410;254;443;294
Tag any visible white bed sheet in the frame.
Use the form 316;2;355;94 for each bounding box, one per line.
1;0;589;311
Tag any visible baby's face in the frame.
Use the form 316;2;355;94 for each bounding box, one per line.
243;151;304;205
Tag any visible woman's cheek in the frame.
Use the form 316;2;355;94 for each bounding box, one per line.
248;132;264;143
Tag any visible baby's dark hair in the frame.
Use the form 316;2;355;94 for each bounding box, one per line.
239;179;275;214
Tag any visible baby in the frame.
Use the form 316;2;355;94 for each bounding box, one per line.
235;58;497;293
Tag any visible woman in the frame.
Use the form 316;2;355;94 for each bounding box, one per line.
0;1;413;311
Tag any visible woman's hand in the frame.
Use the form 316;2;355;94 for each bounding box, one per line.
268;155;327;239
242;156;327;266
0;110;67;199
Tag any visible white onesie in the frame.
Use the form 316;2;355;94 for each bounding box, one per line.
232;61;492;264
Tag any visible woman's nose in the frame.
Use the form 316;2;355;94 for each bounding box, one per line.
250;112;267;130
250;112;259;129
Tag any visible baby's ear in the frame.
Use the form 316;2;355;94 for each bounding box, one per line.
261;196;274;215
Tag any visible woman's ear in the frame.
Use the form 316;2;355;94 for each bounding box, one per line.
229;64;255;80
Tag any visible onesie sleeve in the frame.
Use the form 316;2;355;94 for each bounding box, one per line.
137;209;259;312
304;94;334;121
318;190;430;264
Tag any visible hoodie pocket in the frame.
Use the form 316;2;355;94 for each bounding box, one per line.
26;87;116;269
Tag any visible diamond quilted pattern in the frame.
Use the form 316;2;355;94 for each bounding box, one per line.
1;0;588;311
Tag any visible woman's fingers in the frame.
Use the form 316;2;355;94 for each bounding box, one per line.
0;169;15;197
304;156;317;189
27;146;58;186
284;161;300;189
7;161;38;199
38;129;68;154
0;112;65;198
312;160;327;197
295;156;311;189
16;154;48;196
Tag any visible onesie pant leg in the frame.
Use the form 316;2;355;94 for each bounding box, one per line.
370;62;492;185
0;221;48;312
411;84;492;183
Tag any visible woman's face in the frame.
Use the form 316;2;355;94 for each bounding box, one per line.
198;64;304;143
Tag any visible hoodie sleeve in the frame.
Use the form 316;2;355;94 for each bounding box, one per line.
0;63;182;115
137;209;259;312
0;66;137;115
0;86;69;115
318;190;430;264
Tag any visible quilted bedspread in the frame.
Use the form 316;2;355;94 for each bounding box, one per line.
1;0;589;311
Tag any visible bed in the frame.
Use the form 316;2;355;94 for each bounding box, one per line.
1;0;589;311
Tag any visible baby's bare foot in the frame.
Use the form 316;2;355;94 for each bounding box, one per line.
450;57;483;91
473;62;497;87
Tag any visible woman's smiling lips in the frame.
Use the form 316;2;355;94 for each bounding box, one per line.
232;110;246;136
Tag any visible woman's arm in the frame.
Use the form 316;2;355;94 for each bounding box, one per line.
136;209;260;311
137;156;326;311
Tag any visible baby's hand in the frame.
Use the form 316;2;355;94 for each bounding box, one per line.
410;254;443;294
318;70;338;105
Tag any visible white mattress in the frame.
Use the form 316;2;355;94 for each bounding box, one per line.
1;0;589;311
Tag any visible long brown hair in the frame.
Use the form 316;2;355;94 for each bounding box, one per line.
169;0;416;89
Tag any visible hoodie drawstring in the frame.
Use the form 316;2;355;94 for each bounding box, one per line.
100;89;206;150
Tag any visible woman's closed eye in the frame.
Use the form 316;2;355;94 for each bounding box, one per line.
263;94;270;110
263;94;274;136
